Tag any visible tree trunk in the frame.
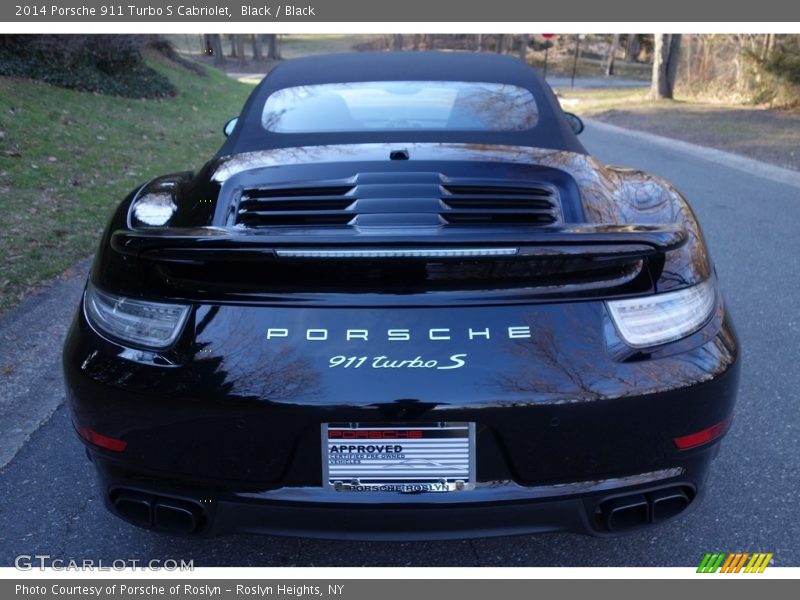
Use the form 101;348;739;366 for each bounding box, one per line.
605;34;619;76
252;34;263;61
685;34;692;82
266;34;280;59
207;34;224;66
571;35;582;88
496;34;506;54
651;35;669;98
229;34;236;57
519;34;529;62
393;34;403;51
236;34;246;67
412;34;420;51
651;34;682;99
476;34;483;51
666;34;682;90
625;33;640;62
765;33;776;58
697;35;714;80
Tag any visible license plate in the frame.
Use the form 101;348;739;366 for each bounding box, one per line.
322;422;475;492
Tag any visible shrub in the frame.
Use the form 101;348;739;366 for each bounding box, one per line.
0;35;177;98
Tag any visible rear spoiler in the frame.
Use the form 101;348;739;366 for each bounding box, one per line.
110;224;687;265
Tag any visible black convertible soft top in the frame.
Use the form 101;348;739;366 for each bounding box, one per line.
218;52;586;156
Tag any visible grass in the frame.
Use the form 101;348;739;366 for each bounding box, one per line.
551;86;653;113
0;55;253;314
532;55;651;80
555;86;800;171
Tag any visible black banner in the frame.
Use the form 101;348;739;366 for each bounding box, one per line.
3;0;798;23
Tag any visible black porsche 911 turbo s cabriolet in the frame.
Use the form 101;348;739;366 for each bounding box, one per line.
63;51;739;540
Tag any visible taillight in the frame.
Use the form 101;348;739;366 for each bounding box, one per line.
83;282;190;350
606;278;716;348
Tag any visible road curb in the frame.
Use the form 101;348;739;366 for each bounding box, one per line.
585;118;800;190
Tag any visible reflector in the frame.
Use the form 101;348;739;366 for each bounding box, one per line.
673;417;733;450
79;427;127;452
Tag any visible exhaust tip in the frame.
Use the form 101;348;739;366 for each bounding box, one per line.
111;491;153;528
649;487;691;522
602;494;649;531
597;485;696;532
154;500;202;534
109;489;206;534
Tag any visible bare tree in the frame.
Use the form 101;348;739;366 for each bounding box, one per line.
625;33;640;62
763;33;776;59
664;34;682;96
519;34;529;62
496;34;506;54
266;34;280;60
206;34;224;67
476;34;483;51
235;34;245;68
605;34;620;76
251;34;263;61
684;34;693;81
651;34;682;99
570;34;582;88
393;34;403;51
412;34;420;51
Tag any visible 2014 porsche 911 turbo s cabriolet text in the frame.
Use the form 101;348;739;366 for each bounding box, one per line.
63;52;740;539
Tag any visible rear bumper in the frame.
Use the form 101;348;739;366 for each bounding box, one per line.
92;443;717;540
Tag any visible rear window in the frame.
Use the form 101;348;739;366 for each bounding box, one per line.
261;81;538;133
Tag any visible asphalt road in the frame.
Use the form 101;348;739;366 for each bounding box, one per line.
1;125;798;567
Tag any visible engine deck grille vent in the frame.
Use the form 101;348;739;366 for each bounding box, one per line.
232;174;561;228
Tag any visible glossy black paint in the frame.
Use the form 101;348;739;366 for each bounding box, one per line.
66;300;737;483
63;53;739;539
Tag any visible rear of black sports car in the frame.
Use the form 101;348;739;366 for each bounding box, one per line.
63;53;739;540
